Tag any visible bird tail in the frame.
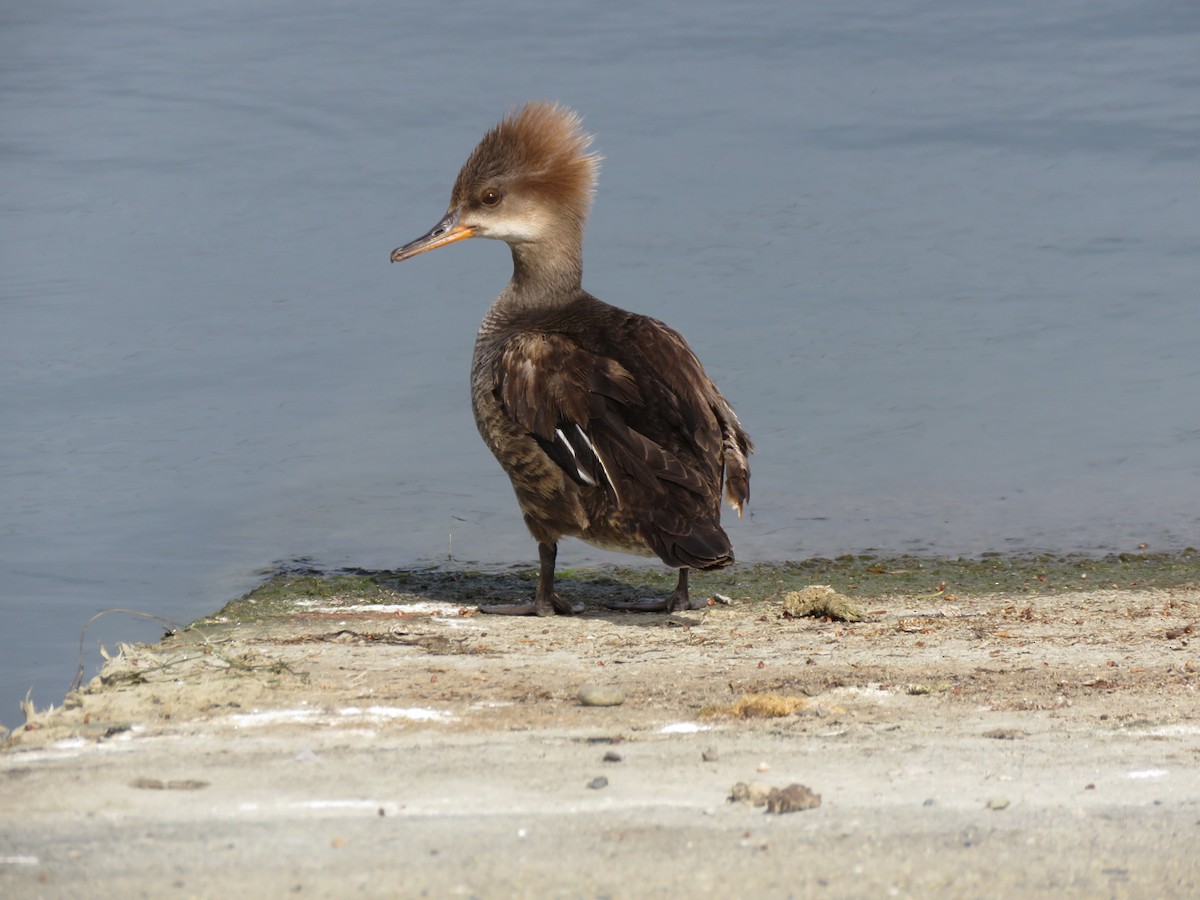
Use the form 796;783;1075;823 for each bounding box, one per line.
722;422;752;518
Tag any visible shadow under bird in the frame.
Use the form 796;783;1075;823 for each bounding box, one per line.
391;102;752;615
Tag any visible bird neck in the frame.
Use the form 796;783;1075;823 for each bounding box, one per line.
503;226;585;310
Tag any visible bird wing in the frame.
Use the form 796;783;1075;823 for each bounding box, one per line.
494;331;714;508
622;318;752;516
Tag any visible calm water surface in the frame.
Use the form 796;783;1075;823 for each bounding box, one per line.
3;0;1198;727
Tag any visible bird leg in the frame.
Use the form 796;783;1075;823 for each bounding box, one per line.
602;568;708;613
479;541;584;616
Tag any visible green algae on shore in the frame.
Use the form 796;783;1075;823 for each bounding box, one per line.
198;550;1200;627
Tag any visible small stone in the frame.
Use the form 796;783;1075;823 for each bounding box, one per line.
578;684;625;707
986;798;1010;811
756;761;770;773
765;783;822;815
702;747;719;762
602;750;623;763
587;776;609;790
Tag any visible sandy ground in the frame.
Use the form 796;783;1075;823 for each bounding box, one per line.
2;580;1199;898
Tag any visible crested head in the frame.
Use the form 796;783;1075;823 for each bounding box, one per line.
451;102;601;227
390;102;602;292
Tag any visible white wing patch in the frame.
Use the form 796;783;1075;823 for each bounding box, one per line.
571;424;620;505
554;424;621;506
554;427;597;486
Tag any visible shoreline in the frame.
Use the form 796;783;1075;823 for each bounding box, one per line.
3;557;1198;896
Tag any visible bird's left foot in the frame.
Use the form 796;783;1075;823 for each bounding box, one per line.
479;594;585;616
478;599;538;616
602;591;710;613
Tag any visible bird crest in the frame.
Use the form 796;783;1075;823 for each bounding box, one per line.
451;102;602;224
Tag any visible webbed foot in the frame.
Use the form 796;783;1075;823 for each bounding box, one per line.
601;568;707;613
545;593;585;616
479;599;538;616
602;591;710;613
478;543;584;616
479;594;584;616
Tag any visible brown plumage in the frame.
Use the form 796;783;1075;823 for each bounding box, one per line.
391;102;752;615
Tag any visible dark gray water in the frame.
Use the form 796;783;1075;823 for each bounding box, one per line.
3;0;1198;728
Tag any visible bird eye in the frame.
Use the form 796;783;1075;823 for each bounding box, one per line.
481;188;502;206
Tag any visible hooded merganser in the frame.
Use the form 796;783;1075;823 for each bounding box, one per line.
391;102;752;615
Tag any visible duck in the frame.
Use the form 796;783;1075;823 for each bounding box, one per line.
390;102;752;615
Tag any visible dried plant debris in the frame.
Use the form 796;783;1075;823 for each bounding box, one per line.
906;681;952;695
983;728;1029;740
703;693;810;719
730;781;822;814
782;586;864;622
765;783;822;814
129;778;209;791
729;782;773;806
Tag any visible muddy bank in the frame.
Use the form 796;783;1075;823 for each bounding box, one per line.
2;555;1199;897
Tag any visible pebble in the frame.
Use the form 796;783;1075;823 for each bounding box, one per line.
602;750;623;763
587;776;609;790
702;747;719;762
578;684;625;707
